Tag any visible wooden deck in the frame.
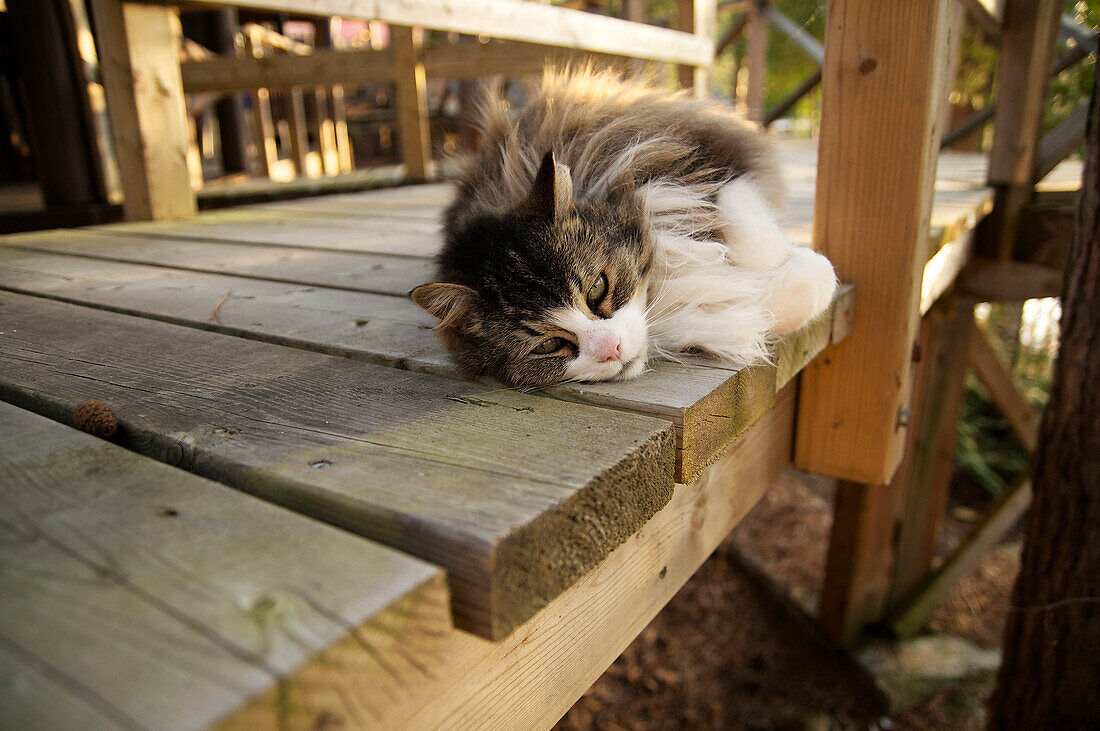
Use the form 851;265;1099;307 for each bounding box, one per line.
0;138;1016;727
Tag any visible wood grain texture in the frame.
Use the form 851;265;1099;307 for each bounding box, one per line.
391;26;432;182
0;245;849;483
795;0;953;485
890;476;1032;637
92;206;445;255
176;0;712;66
968;327;1040;453
0;293;674;639
0;402;450;730
87;1;195;220
984;0;1062;258
319;384;796;729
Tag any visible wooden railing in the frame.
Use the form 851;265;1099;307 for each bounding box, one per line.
87;0;716;219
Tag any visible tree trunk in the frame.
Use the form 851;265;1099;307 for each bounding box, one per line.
988;62;1100;729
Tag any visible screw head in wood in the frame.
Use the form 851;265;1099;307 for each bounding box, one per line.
897;407;912;429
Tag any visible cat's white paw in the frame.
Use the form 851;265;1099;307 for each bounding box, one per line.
767;246;837;335
717;177;791;272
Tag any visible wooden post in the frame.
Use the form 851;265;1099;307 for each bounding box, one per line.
390;25;431;182
8;0;103;208
887;297;976;609
286;88;311;176
179;9;249;174
745;1;767;121
983;0;1062;258
676;0;716;97
88;0;195;220
819;478;907;645
622;0;647;76
243;28;278;179
820;297;970;645
795;0;953;485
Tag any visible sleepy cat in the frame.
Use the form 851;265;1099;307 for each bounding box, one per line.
411;67;837;387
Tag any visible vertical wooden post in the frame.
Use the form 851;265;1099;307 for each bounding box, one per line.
390;25;431;182
983;0;1062;258
745;1;767;121
887;297;976;609
621;0;647;77
89;0;195;220
7;0;102;208
819;478;907;644
286;88;311;176
676;0;716;98
795;0;952;485
329;85;354;173
243;28;278;179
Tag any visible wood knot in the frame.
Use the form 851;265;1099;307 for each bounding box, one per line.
858;57;878;75
73;400;118;438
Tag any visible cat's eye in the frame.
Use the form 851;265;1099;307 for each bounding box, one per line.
531;337;565;355
586;273;608;308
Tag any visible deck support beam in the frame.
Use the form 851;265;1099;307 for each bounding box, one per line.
886;297;976;611
676;0;716;97
983;0;1062;258
391;26;432;182
89;0;195;220
795;0;953;484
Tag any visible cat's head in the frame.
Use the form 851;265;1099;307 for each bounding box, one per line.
411;151;653;387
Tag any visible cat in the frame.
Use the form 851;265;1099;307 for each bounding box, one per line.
411;67;837;387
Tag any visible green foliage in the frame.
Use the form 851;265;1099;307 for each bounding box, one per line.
955;374;1029;498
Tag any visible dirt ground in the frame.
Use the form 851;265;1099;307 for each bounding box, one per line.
554;470;1021;731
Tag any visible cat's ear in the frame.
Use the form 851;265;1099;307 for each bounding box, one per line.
410;283;478;331
519;150;573;222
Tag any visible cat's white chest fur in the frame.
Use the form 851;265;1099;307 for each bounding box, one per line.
641;176;837;367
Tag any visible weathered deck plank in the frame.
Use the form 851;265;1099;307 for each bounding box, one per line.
296;382;797;729
0;293;674;639
0;246;848;481
93;208;444;257
0;402;450;729
0;228;435;295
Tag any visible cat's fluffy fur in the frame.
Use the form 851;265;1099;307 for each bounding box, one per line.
412;67;837;386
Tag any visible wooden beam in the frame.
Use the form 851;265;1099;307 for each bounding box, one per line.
242;29;279;178
177;0;713;66
179;41;617;96
818;479;907;645
795;0;953;484
744;1;767;121
1034;103;1090;183
676;0;716;95
63;0;125;204
958;0;1005;36
763;68;821;127
715;14;748;58
960;258;1065;302
390;26;431;182
968;327;1040;452
983;0;1062;258
888;297;976;609
88;0;195;220
6;0;102;208
889;474;1032;637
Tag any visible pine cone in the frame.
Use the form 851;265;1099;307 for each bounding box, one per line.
73;400;118;438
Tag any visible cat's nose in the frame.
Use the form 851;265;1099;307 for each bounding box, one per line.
594;335;622;363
